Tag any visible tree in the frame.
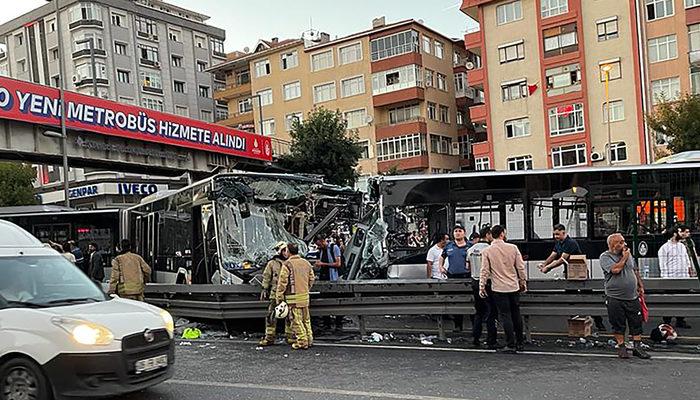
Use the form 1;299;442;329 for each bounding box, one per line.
0;162;37;207
647;94;700;154
279;108;363;187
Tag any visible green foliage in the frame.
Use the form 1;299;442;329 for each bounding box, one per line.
647;94;700;154
279;108;363;187
0;162;37;207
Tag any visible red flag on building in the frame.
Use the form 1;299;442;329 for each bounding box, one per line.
557;104;575;117
528;83;538;96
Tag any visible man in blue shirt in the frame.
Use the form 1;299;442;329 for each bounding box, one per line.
315;235;344;331
439;224;471;331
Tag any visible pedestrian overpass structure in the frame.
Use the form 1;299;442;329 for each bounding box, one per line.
0;76;273;175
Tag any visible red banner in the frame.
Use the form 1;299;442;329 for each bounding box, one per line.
0;76;272;162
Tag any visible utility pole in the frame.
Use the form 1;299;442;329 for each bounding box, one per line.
51;0;70;207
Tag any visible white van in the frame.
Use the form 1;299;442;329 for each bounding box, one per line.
0;221;174;400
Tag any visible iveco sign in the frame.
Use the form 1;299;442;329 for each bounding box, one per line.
118;183;159;196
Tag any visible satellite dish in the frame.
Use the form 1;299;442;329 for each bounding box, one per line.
466;61;475;70
365;114;374;125
243;46;250;53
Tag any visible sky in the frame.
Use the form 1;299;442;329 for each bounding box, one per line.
1;0;472;52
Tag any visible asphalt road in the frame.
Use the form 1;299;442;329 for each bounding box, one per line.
115;340;700;400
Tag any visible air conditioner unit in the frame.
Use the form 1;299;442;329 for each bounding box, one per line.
591;151;605;162
451;142;461;156
465;61;476;70
72;74;81;83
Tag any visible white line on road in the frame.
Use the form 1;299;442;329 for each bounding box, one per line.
169;379;473;400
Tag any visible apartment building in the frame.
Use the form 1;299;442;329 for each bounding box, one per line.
0;0;226;121
461;0;655;171
211;18;475;176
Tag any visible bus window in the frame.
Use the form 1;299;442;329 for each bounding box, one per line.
558;198;587;238
506;201;525;240
530;200;554;240
456;202;499;236
636;200;667;234
594;205;628;237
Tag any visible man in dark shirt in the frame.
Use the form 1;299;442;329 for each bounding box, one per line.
538;224;581;274
439;224;471;331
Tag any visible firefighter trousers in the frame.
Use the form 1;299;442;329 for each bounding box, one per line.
264;300;292;341
290;306;313;347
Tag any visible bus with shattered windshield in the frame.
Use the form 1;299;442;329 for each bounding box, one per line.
126;172;364;284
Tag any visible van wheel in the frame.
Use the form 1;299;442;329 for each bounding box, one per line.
0;358;51;400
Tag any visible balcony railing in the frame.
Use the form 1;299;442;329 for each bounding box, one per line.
271;137;292;157
372;80;423;96
375;116;426;129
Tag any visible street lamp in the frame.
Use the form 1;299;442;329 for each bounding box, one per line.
601;64;613;166
75;37;98;96
47;0;70;207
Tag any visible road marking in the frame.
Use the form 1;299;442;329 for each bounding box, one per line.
214;339;700;362
169;379;473;400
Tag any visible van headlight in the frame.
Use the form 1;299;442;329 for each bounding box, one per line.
51;317;114;346
160;310;174;337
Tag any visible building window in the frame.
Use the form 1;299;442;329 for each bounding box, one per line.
50;48;59;61
339;43;362;65
173;80;186;93
651;76;681;104
237;70;251;85
389;103;420;124
70;3;102;22
175;106;189;117
75;61;106;79
142;97;164;112
197;61;208;72
688;0;700;8
427;102;437;120
548;103;584;136
112;41;127;55
14;33;23;47
377;133;426;161
285;112;303;131
457;111;465;125
139;45;159;63
262;119;275;136
430;135;452;154
198;85;210;98
505;117;530;138
498;40;525;64
134;16;157;36
47;18;56;33
690;24;700;53
692;67;700;94
116;69;130;83
439;105;450;123
597;17;619;41
371;64;422;95
281;50;298;70
541;0;568;18
543;23;578;57
603;100;625;122
455;73;467;95
610;142;628;163
646;0;674;21
341;75;365;98
436;73;447;91
215;108;229;121
200;110;213;122
497;1;523;25
239;98;253;113
599;59;622;81
345;109;367;129
255;59;270;77
195;35;207;49
425;69;434;87
475;157;490;171
283;81;301;100
434;41;444;59
422;36;431;54
210;38;225;55
311;50;334;71
172;55;183;67
546;63;581;95
141;71;162;89
50;75;60;87
648;34;678;63
257;89;273;106
507;155;533;170
552;143;587;168
73;32;104;52
370;30;419;61
313;82;336;103
168;29;181;42
358;140;372;159
17;59;26;73
501;79;528;101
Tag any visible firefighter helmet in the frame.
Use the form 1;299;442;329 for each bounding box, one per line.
274;301;289;319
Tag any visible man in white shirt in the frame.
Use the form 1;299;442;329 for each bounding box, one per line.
426;233;449;279
658;225;696;328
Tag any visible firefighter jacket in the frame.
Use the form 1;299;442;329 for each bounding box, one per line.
276;255;315;307
109;252;152;296
261;256;285;295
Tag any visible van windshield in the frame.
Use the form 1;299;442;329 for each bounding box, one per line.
0;256;107;309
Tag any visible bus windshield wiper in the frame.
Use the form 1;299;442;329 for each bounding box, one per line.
45;298;102;305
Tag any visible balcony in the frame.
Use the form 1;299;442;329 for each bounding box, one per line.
690;50;700;66
271;137;292;158
72;48;107;59
214;81;252;101
216;112;254;128
378;154;429;173
469;103;487;122
375;117;427;140
373;87;425;107
69;19;103;30
464;27;482;50
74;77;108;88
371;52;423;73
142;85;164;95
467;67;484;86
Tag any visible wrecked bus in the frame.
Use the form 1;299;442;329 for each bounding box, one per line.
125;172;365;284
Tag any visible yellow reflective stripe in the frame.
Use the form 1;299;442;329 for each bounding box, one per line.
284;293;309;303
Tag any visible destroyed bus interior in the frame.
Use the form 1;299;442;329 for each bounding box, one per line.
127;172;363;284
371;163;700;280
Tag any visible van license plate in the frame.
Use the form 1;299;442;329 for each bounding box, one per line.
135;355;168;374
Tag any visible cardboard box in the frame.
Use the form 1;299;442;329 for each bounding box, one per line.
568;316;593;337
566;255;588;280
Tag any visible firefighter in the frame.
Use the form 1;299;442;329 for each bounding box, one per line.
258;241;293;346
276;242;315;350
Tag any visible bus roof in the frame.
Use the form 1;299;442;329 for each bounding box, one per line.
378;162;700;183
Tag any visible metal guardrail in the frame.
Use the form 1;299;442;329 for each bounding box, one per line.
145;279;700;339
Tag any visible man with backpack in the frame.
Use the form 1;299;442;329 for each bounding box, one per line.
315;234;344;331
